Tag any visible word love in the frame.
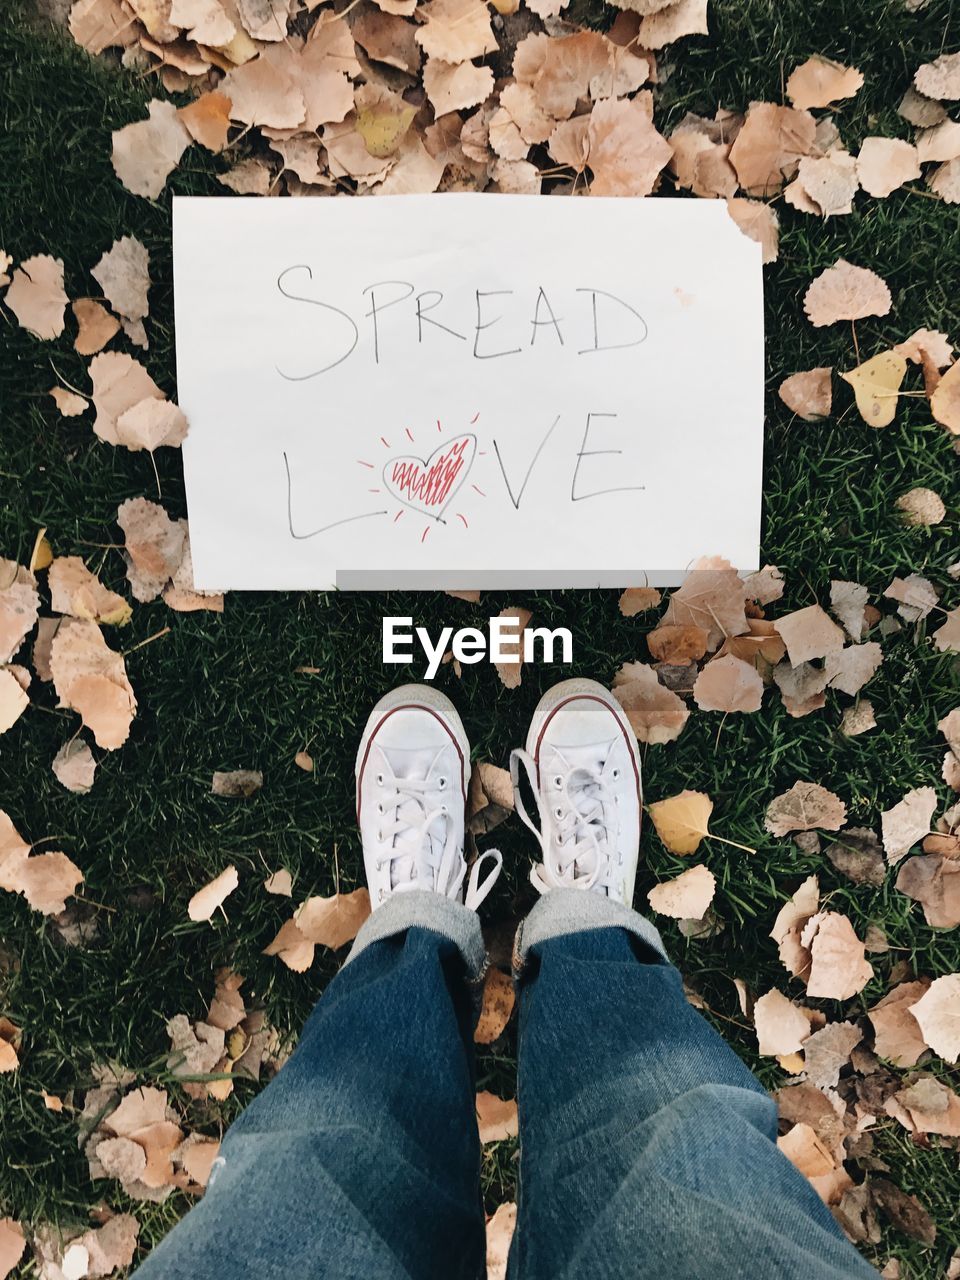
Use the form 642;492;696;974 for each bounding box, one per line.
275;272;648;380
383;616;573;680
384;435;475;521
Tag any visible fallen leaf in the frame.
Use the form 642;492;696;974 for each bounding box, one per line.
647;789;713;855
493;607;532;689
611;661;689;744
89;352;164;447
765;782;847;838
829;579;868;641
263;868;293;896
0;816;83;916
263;916;315;971
619;587;661;616
72;298;120;356
742;565;785;605
585;97;672;196
795;150;859;217
882;786;936;865
219;158;273;195
693;653;764;712
896;487;946;527
869;980;930;1066
112;99;192;198
50;386;88;417
211;769;262;797
0;1020;20;1074
909;975;960;1063
295;888;371;949
49;618;137;750
870;1178;937;1247
414;0;497;62
804;912;874;1000
0;1219;25;1278
770;874;819;978
638;0;708;49
778;1121;836;1178
728;102;816;196
117;498;186;603
803;1020;862;1089
662;561;748;648
49;556;131;626
91;236;150;322
0;563;40;665
779;368;832;420
647;624;708;664
803;259;892;327
187;866;239;921
786;55;863;110
895;855;960;928
52;739;97;794
5;255;68;340
914;50;960;101
840;351;907;428
423;60;494;116
883;574;938;621
485;1201;516;1280
117;397;189;452
474;967;515;1043
856;137;920;198
647;863;716;919
823;642;882;695
178;91;232;151
824;828;885;886
467;762;514;834
754;988;815;1055
476;1090;518;1142
841;700;876;737
774;604;845;665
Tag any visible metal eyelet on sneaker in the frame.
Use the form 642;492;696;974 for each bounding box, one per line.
554;776;562;787
377;830;384;842
376;773;384;785
438;777;446;789
612;768;619;778
555;807;563;819
378;888;385;902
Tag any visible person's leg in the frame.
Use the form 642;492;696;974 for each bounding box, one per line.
506;678;876;1279
510;895;877;1279
133;896;487;1280
134;684;501;1280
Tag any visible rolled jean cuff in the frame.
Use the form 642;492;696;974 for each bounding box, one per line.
513;888;669;973
345;889;488;982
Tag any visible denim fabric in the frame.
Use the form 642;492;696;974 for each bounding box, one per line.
132;894;877;1280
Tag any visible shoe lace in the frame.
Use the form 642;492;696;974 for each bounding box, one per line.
377;764;502;909
510;747;617;894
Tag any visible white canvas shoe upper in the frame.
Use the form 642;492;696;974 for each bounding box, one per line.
356;685;501;909
511;679;642;906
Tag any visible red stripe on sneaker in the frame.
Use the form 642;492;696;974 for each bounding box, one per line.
356;705;468;824
533;694;642;807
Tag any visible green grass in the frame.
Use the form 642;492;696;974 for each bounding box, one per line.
2;0;960;1274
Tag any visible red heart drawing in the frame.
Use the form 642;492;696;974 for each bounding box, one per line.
383;434;477;522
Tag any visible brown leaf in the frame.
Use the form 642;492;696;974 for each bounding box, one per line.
476;1090;518;1142
856;137;920;198
728;102;816;196
786;56;863;110
647;624;708;663
829;580;868;641
178;91;233;152
91;236;150;323
485;1202;516;1280
415;0;497;62
909;975;960;1063
187;865;239;921
49;556;131;626
804;912;874;1001
765;782;846;837
896;855;960;929
803;259;892;327
754;988;816;1055
88;352;164;448
0;562;39;666
474;967;515;1043
896;487;946;527
661;561;748;649
647;863;716;920
777;1121;836;1178
263;868;293;896
211;769;262;797
881;786;936;865
0;1219;25;1278
868;979;930;1067
5;255;68;340
467;762;514;834
692;654;764;712
72;298;120;356
112;100;192;198
774;604;845;665
870;1178;936;1247
823;828;885;886
263;916;315;971
914;50;960;101
794;151;858;217
638;0;707;47
779;368;832;420
802;1020;861;1089
586;97;672;196
423;60;494;117
0;824;84;916
611;661;689;744
493;607;532;689
49;618;136;750
52;739;97;794
0;668;29;735
618;587;661;616
770;873;819;978
49;386;88;417
295;888;372;949
117;498;186;602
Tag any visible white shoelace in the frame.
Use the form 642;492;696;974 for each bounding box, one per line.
510;747;619;895
377;766;502;909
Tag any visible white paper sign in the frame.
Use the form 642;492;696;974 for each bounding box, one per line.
173;195;763;590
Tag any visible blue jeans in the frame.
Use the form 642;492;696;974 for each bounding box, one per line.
133;890;876;1279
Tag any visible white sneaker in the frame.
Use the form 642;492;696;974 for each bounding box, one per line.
510;679;642;905
356;685;502;910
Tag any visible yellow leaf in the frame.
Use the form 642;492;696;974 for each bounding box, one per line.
647;790;714;855
295;887;371;949
30;527;53;573
357;102;417;159
840;351;907;427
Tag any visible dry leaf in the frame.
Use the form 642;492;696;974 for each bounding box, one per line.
931;361;960;433
882;786;936;865
824;828;885;886
295;887;371;948
414;0;497;62
6;255;68;339
693;654;763;712
69;0;140;52
50;387;88;417
779;368;832;420
52;739;97;794
492;607;531;689
830;579;868;641
91;236;150;323
802;1020;861;1089
117;497;186;602
856;138;920;198
927;157;960;204
765;782;847;837
914;51;960;102
725;198;779;263
0;1219;25;1278
917;120;960;164
770;874;819;978
934;608;960;653
476;1090;518;1142
754;988;815;1055
187;865;239;921
661;562;748;649
647;789;713;855
611;661;689;744
467;762;514;834
647;863;716;919
211;769;262;797
778;1121;836;1178
840;351;907;428
803;259;892;327
804;912;874;1000
618;587;661;615
112;99;192;198
787;55;863;109
895;855;960;929
909;975;960;1063
263;916;315;971
647;624;708;663
0;816;83;917
896;487;945;527
586;97;672;196
884;574;938;621
638;0;708;48
823;642;882;695
898;85;946;127
89;352;164;447
72;299;121;356
264;868;293;896
869;980;930;1067
774;604;845;665
0;1020;20;1074
179;91;232;151
49;556;131;626
219;159;272;195
795;151;858;217
423;60;494;116
49;618;137;750
474;967;515;1043
0;563;40;665
485;1202;516;1280
117;397;188;451
895;327;953;370
728;102;816;196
